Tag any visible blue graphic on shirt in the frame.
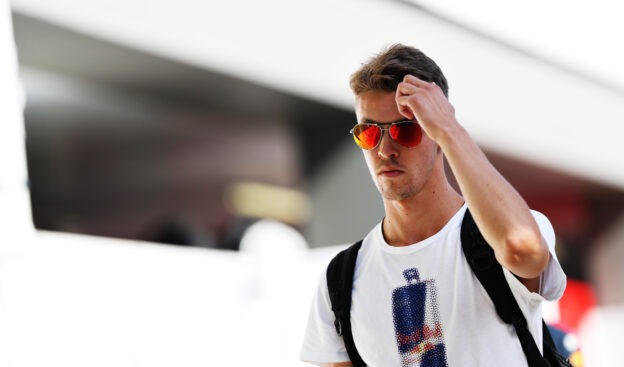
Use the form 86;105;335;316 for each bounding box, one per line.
392;268;448;367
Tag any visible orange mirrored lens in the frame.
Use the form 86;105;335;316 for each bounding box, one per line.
352;121;422;150
390;122;422;147
353;124;382;150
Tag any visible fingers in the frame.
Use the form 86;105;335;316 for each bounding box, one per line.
401;74;437;91
396;80;418;96
395;75;436;119
395;74;454;134
395;75;438;113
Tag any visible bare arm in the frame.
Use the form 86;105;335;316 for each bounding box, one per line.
395;75;550;288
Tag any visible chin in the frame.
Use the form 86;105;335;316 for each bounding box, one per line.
380;189;415;201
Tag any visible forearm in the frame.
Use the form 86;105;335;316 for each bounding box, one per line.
394;74;549;277
437;122;549;278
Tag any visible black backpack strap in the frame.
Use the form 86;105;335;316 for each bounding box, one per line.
324;210;570;367
326;240;366;367
542;320;574;367
461;209;553;367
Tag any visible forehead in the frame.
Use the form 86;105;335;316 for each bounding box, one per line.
355;91;402;123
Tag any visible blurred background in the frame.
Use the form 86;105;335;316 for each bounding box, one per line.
1;0;624;366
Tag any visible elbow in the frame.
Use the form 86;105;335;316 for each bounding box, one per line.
499;228;549;279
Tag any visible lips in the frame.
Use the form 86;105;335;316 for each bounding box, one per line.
378;166;404;177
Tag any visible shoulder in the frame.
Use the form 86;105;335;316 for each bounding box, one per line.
327;222;382;271
326;240;363;290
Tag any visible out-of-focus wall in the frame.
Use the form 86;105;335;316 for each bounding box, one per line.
0;0;32;240
305;141;384;247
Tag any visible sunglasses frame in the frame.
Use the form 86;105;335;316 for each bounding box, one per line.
350;120;421;150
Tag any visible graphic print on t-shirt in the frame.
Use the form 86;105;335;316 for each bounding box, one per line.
392;268;448;367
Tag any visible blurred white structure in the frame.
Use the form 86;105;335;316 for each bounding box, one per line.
0;4;340;366
0;230;342;367
2;1;624;366
9;0;624;191
579;305;624;367
0;0;32;242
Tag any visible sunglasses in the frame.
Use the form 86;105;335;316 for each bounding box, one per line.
350;120;423;150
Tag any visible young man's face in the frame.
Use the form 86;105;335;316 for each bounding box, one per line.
354;90;440;202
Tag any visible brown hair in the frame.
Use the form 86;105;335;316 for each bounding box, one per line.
349;44;448;97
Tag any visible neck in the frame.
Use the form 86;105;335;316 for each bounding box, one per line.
381;182;463;246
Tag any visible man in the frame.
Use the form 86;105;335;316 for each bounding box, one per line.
299;44;566;366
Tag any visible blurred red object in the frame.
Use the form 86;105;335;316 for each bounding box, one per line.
559;279;597;333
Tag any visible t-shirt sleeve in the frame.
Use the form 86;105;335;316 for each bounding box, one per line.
299;270;351;365
504;210;567;303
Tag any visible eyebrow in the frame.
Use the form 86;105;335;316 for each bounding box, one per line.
361;118;412;125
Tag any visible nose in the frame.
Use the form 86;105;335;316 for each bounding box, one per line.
376;130;399;159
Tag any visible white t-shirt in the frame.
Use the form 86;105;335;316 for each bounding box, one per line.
300;204;566;367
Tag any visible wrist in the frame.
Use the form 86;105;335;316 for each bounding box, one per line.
431;119;464;148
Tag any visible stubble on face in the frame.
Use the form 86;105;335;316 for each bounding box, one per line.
374;158;418;201
379;183;418;201
356;90;438;203
371;149;439;203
